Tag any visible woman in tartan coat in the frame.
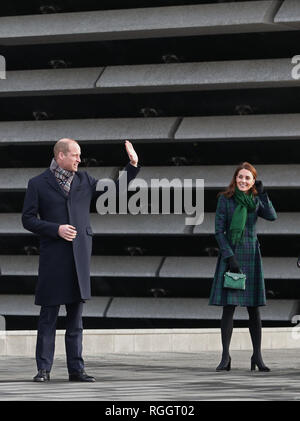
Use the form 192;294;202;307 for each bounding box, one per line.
209;162;277;372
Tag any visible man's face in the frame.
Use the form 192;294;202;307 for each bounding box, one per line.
59;142;81;172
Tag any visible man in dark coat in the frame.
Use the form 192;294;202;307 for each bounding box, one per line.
22;138;139;382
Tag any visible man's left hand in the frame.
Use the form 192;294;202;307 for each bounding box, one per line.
125;140;138;167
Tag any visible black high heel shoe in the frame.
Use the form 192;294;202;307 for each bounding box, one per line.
250;356;270;372
216;356;231;372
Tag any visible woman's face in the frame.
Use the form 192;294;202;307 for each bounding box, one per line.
236;169;255;193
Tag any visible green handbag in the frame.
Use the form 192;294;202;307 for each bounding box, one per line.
224;271;246;290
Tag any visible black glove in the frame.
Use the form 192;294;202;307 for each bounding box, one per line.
297;254;300;269
255;180;264;195
227;255;240;273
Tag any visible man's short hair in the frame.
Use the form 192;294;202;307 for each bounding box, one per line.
53;138;77;159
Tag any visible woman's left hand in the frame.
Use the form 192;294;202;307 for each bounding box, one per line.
297;255;300;268
255;180;264;194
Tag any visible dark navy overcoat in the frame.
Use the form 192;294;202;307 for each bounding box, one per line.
22;163;139;306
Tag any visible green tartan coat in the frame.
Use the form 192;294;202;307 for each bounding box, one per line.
209;192;277;307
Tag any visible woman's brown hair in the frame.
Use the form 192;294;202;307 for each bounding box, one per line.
218;162;258;198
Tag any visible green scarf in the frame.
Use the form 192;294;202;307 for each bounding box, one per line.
230;187;256;245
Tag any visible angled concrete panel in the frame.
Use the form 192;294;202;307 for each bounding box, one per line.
0;67;102;97
175;114;300;142
1;164;298;191
82;297;112;317
259;299;296;321
2;114;297;145
193;212;300;235
0;214;27;235
92;212;299;236
90;214;191;235
106;297;295;321
159;257;300;279
0;167;116;190
256;213;300;235
0;255;39;276
2;213;300;236
0;59;298;97
0;1;286;46
0;255;162;277
0;168;46;190
0;213;191;236
0;295;110;317
137;165;300;189
263;257;300;279
274;0;300;29
107;297;218;319
160;256;217;278
90;256;163;277
0;295;293;321
0;295;38;316
1;255;297;280
0;117;178;145
97;59;300;93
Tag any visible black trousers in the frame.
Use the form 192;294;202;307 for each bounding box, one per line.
36;302;84;374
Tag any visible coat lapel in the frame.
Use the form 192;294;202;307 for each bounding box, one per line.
44;168;67;198
69;172;80;197
44;168;81;198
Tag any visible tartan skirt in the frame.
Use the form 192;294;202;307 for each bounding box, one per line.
209;238;266;307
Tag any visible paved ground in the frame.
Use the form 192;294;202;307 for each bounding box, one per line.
0;349;299;402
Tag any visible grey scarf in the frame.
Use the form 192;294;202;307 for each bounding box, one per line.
50;158;74;195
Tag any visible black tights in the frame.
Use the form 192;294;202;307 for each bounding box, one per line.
220;305;264;364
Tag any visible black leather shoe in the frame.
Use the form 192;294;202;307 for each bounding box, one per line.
69;370;95;382
33;369;50;382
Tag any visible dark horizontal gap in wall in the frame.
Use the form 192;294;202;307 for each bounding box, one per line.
0;139;299;168
0;0;261;17
0;88;300;121
0;234;298;258
1;189;300;213
92;278;300;300
2;31;297;71
132;139;300;166
0;276;37;294
96;277;213;298
0;277;299;299
0;192;24;212
3;315;294;331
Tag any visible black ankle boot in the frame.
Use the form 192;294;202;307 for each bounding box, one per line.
216;356;231;372
250;356;270;372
